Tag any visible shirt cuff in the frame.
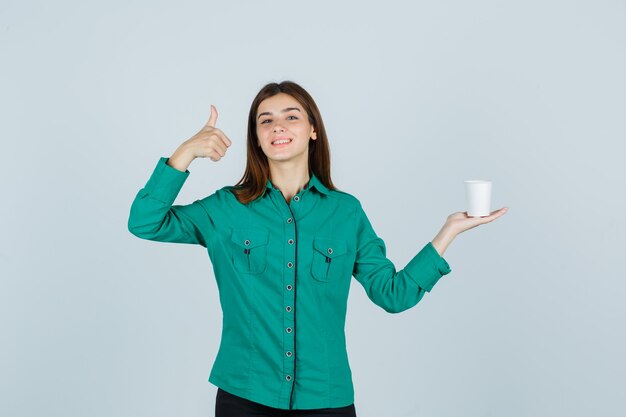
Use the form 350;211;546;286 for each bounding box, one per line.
142;157;190;205
403;241;452;292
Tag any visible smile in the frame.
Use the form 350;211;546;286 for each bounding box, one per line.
272;139;292;146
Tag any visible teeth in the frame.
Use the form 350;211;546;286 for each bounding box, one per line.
272;139;291;145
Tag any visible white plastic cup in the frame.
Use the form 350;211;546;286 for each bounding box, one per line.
464;180;492;217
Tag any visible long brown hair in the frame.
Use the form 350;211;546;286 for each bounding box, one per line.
231;80;340;205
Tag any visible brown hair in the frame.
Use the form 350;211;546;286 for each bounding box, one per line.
231;80;340;205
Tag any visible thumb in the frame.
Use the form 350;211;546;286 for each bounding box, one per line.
205;104;218;128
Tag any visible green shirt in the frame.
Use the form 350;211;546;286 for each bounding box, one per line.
128;157;452;410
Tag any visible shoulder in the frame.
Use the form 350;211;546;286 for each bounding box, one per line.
326;189;363;212
195;185;237;208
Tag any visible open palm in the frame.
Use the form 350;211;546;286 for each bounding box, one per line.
446;207;509;235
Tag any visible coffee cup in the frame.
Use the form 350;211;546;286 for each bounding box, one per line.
464;180;492;217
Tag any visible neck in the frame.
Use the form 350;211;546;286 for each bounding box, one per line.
268;162;310;199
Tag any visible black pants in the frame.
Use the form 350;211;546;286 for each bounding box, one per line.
215;387;357;417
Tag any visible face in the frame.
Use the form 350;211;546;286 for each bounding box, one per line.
256;93;317;165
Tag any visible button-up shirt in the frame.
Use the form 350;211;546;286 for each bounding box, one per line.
128;157;452;410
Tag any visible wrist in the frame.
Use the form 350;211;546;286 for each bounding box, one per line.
168;146;195;172
431;226;457;257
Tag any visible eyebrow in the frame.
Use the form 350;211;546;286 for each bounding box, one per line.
257;107;301;120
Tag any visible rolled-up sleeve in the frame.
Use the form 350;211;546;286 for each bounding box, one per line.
128;157;213;247
351;201;452;313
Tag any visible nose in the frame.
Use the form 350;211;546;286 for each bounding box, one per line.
273;124;285;133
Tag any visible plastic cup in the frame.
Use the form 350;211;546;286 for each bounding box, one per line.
464;180;492;217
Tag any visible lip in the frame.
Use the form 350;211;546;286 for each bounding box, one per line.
271;137;293;146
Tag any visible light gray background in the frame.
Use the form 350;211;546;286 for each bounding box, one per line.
2;1;624;416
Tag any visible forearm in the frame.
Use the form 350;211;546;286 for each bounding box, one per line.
431;226;457;257
127;157;207;245
168;144;195;172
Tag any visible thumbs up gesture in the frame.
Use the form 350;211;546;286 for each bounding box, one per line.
166;105;233;172
184;105;233;162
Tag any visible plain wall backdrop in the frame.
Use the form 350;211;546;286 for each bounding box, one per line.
1;1;625;416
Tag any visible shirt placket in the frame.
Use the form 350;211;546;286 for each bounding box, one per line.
270;184;306;409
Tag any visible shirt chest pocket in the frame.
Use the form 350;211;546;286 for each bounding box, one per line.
230;228;269;274
311;237;348;282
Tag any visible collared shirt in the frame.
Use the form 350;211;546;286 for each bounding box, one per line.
128;157;452;410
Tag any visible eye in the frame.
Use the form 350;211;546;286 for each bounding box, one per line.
260;119;270;124
288;115;298;120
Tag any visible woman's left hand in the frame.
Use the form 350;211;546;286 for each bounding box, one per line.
445;207;509;235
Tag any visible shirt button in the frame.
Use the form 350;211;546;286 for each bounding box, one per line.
327;247;333;254
288;239;294;245
286;285;292;291
287;262;293;268
286;351;292;357
286;375;292;381
293;196;300;201
287;218;293;223
286;306;292;312
286;327;292;333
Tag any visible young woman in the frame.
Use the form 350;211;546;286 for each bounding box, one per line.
128;80;508;417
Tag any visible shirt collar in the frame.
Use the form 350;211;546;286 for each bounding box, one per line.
265;171;329;196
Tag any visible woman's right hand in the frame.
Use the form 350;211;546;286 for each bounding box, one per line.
184;104;233;161
168;105;233;172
